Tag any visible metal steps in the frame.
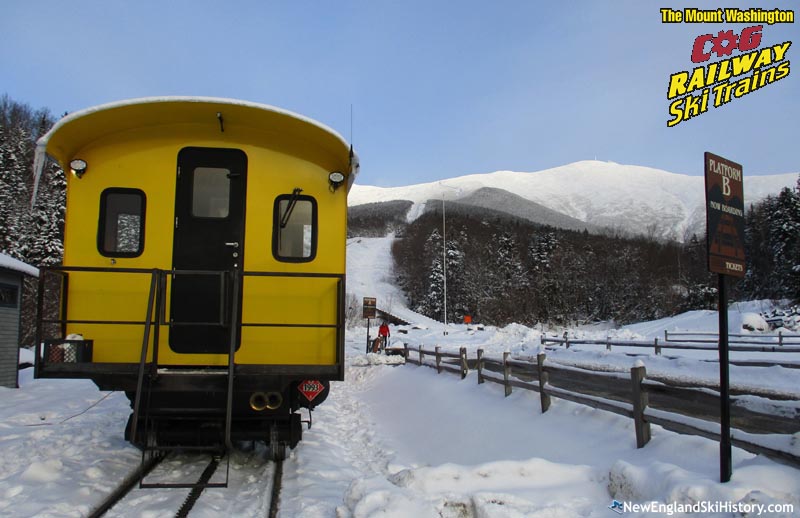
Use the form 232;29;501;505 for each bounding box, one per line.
130;269;240;490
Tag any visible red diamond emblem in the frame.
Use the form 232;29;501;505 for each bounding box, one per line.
298;380;325;402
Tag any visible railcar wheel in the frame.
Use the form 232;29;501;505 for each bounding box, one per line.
268;426;287;461
270;442;287;462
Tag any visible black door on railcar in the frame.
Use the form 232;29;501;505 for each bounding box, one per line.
170;147;247;354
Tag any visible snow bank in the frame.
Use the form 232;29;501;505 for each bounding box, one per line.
343;458;609;518
350;353;405;366
609;458;800;517
741;313;769;332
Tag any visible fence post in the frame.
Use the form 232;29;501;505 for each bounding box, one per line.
477;349;484;384
664;330;668;342
779;331;783;347
460;347;468;379
606;337;611;351
654;338;661;356
630;364;651;448
435;346;442;373
537;352;550;413
403;343;409;361
419;345;424;365
503;352;512;397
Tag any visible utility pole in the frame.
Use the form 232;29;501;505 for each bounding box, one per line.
442;190;447;333
439;182;461;335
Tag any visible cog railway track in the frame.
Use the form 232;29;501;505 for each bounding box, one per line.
87;452;284;518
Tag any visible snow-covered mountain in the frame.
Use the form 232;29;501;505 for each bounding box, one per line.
350;160;797;240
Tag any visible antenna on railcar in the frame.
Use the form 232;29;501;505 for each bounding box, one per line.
348;103;357;178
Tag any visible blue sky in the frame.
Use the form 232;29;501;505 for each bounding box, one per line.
2;1;797;186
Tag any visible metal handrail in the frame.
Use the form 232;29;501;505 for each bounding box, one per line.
36;265;345;331
34;264;347;386
130;270;160;447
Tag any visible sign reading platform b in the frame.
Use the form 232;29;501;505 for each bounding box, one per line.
704;152;745;278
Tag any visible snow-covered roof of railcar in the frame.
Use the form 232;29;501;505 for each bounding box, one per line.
32;96;359;202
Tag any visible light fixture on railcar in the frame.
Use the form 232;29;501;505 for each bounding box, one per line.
328;171;345;191
69;159;87;178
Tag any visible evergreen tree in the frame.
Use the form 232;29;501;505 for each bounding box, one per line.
741;198;774;299
23;161;65;266
793;177;800;300
769;183;800;301
0;121;32;259
495;232;527;289
444;228;469;322
0;95;59;265
417;228;444;320
529;231;557;274
739;179;800;303
483;231;527;322
526;231;558;323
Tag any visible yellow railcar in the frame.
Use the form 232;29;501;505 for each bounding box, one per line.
33;97;357;458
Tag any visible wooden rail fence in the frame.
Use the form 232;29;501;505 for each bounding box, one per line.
540;334;800;369
663;330;800;347
402;344;800;469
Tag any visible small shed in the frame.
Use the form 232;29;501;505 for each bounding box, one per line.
0;253;38;388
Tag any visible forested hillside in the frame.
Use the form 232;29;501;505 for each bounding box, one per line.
347;200;413;238
392;207;708;326
0;95;63;267
387;184;800;326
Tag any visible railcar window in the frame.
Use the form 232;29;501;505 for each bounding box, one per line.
273;194;317;262
98;188;146;257
192;167;230;218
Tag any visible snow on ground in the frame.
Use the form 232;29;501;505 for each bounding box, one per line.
0;370;138;517
348;362;800;517
3;335;799;517
0;236;798;517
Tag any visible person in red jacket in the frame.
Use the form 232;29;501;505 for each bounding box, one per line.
378;321;391;352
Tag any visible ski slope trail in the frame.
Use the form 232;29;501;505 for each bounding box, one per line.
346;235;442;329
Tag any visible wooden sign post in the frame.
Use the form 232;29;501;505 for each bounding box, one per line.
363;297;376;354
704;152;746;483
